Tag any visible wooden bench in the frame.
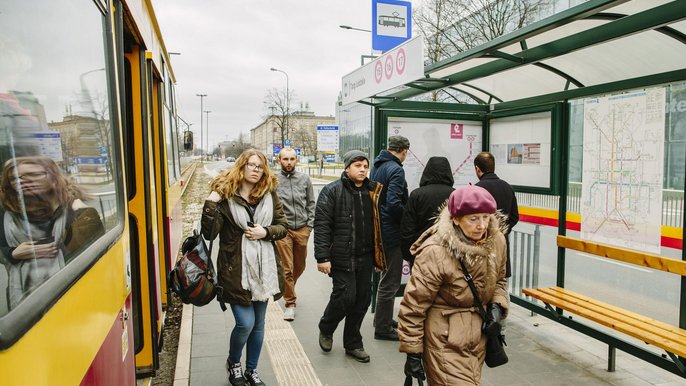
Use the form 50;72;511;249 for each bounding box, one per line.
523;235;686;376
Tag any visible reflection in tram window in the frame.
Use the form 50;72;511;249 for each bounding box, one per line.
0;157;105;311
0;1;120;318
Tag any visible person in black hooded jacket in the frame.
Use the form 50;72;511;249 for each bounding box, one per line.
400;156;455;268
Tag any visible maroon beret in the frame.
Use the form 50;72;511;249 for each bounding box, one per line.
448;185;497;217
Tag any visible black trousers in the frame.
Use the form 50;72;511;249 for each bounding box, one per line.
318;254;373;350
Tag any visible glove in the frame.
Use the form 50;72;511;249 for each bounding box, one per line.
482;303;503;336
404;353;425;381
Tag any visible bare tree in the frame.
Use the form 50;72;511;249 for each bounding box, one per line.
413;0;550;102
262;87;296;146
415;0;550;60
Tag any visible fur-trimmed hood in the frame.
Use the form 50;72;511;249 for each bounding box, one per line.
410;205;508;297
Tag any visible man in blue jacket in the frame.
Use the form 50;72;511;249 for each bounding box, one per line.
371;135;410;341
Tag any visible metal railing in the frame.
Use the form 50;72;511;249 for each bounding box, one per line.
508;225;541;297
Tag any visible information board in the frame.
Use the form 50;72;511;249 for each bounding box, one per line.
317;125;339;152
387;117;483;192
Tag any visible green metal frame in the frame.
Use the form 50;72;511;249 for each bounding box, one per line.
485;103;564;195
359;0;686;377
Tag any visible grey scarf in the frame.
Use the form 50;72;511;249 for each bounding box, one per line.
4;208;67;309
228;194;278;301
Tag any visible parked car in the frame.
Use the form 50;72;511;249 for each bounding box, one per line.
226;157;236;162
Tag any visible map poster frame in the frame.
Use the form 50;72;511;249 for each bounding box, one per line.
377;110;485;192
488;104;563;195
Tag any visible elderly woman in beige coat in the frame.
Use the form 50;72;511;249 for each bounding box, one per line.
398;185;509;385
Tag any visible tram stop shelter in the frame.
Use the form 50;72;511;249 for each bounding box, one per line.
349;0;686;379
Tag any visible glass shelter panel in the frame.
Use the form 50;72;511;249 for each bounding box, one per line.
564;83;683;326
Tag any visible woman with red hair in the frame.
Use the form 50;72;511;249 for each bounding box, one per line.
0;157;104;309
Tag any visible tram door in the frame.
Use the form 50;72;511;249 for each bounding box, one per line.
123;44;163;377
148;65;173;308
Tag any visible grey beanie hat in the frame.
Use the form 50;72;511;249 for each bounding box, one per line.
343;150;368;169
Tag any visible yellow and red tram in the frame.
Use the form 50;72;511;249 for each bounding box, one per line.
0;1;185;384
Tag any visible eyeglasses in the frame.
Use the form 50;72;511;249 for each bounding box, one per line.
245;162;264;172
10;171;48;182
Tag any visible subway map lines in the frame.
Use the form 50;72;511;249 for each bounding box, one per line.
580;89;665;253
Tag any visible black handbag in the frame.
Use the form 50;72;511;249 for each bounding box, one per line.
458;258;509;368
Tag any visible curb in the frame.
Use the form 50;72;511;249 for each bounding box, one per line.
173;303;194;386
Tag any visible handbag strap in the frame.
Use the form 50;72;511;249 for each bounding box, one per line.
458;258;488;321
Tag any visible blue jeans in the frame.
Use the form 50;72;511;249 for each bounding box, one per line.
228;301;268;370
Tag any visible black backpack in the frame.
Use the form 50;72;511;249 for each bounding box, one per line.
168;230;218;307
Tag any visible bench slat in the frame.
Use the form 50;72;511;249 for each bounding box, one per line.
542;287;686;341
523;287;686;358
557;235;686;276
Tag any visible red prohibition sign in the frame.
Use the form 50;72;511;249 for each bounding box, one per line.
385;55;394;80
396;48;406;75
375;61;383;84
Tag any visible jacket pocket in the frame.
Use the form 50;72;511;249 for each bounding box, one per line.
445;310;482;352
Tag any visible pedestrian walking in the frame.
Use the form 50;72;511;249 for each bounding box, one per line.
202;149;288;386
474;151;519;277
314;150;385;363
400;156;455;269
399;185;509;385
371;135;410;341
274;147;315;321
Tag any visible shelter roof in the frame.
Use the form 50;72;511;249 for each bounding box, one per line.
366;0;686;110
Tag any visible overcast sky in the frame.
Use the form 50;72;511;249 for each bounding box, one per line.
152;0;407;151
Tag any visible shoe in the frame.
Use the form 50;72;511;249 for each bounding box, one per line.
345;348;370;363
374;328;399;341
244;369;266;386
226;361;246;386
283;306;295;321
318;332;333;352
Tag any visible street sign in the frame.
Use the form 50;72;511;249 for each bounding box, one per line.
273;144;282;156
317;125;339;152
284;138;291;146
372;0;411;52
294;148;301;155
342;36;423;105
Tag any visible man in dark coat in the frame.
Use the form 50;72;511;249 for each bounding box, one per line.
315;150;385;363
370;135;410;341
400;156;455;268
474;151;519;277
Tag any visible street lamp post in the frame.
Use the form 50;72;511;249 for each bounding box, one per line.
204;110;212;160
270;67;289;144
196;93;207;162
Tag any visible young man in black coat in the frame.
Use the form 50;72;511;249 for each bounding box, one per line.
474;151;519;277
400;156;455;268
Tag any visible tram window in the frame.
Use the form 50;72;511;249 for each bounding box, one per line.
0;1;120;316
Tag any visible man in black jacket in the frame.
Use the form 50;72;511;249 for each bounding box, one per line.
314;150;384;363
474;151;519;277
400;156;455;268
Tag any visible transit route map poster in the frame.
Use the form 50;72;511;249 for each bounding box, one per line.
387;117;483;192
581;89;666;253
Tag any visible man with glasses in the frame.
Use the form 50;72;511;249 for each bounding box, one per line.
274;147;315;321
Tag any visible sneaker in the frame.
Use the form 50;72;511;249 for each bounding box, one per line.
226;361;246;386
318;331;333;352
374;327;399;341
244;369;265;386
345;348;370;363
283;306;295;321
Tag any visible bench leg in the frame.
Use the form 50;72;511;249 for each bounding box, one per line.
607;345;616;372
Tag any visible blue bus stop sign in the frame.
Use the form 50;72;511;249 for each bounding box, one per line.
372;0;412;52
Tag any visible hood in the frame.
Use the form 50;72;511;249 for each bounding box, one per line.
373;149;401;168
419;156;454;187
410;206;508;297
